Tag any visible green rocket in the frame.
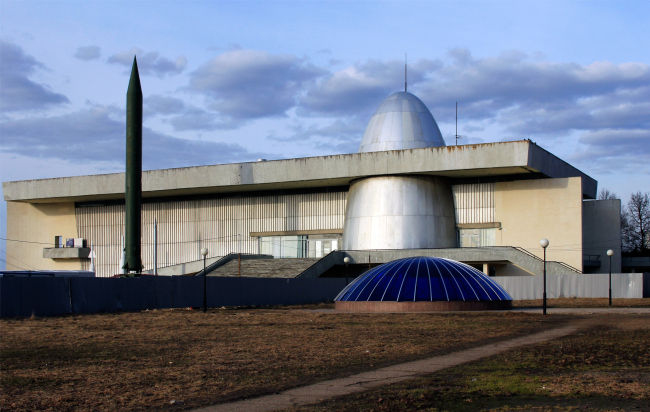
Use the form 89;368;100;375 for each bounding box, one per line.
124;57;142;274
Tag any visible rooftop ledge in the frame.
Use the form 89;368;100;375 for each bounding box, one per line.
43;248;91;259
3;140;597;203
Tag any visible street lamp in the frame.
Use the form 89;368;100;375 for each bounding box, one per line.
607;249;614;307
201;248;208;313
343;257;350;285
540;238;549;315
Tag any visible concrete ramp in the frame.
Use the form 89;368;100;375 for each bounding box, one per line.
298;247;581;278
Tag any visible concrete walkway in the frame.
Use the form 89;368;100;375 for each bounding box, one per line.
192;318;594;412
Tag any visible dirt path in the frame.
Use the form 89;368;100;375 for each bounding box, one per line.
192;316;606;412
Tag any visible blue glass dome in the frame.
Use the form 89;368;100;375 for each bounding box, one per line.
335;257;512;302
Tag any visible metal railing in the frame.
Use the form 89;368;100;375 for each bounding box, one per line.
297;246;583;278
583;254;601;262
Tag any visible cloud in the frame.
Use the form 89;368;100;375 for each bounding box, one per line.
296;49;649;139
571;129;650;175
144;95;230;131
145;95;186;116
415;49;650;129
268;117;367;155
300;58;442;117
168;106;225;131
273;118;364;143
296;50;650;167
0;105;123;161
188;49;325;124
575;129;650;160
0;105;271;169
108;47;187;77
74;46;101;61
0;40;69;112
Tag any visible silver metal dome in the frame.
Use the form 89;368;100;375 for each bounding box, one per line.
358;91;445;153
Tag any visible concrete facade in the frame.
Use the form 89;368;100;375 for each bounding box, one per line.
494;177;584;271
6;202;81;271
582;199;622;273
3;140;617;277
74;190;346;277
2;141;597;203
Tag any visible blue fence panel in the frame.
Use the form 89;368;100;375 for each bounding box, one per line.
0;277;71;317
115;278;149;312
1;276;347;318
141;277;158;309
172;276;203;308
206;277;347;308
70;277;117;314
1;277;21;317
152;276;173;309
31;277;71;317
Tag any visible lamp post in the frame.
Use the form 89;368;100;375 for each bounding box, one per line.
343;257;350;285
607;249;614;306
540;239;549;315
201;248;208;313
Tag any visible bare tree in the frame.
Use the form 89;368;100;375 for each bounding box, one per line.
622;191;650;253
598;188;618;200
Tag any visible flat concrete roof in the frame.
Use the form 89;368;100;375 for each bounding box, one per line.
2;140;597;203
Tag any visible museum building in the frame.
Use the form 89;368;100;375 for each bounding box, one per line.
3;91;622;278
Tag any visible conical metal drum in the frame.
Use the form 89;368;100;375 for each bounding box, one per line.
342;175;456;250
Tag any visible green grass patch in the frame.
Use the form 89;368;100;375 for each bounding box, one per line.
286;326;650;412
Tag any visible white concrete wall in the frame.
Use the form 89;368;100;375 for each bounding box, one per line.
494;273;643;300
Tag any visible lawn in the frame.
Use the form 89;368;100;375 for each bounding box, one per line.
284;314;650;412
1;305;565;411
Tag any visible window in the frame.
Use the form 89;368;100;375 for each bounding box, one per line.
258;235;307;258
306;234;341;258
459;228;496;248
257;234;342;258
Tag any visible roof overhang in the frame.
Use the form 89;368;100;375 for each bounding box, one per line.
2;140;597;203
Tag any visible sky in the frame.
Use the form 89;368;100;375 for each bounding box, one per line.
1;1;649;270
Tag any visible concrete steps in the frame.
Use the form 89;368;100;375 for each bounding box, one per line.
208;258;320;278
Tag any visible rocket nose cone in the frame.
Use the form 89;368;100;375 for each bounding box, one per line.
128;56;142;93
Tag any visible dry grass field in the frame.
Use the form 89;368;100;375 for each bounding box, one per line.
1;305;566;411
2;299;649;411
285;314;650;412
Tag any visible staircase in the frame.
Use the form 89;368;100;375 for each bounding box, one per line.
208;258;320;278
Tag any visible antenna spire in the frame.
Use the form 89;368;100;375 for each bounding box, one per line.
405;53;407;92
455;102;462;146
